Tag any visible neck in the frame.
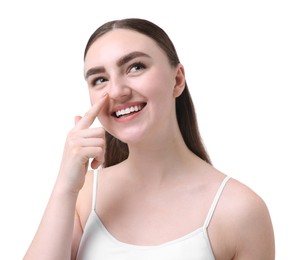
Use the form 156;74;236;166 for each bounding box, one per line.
124;130;198;187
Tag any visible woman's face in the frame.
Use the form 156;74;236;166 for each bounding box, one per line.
84;29;185;144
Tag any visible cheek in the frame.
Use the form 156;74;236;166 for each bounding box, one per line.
89;85;110;105
149;75;175;101
89;89;101;105
89;96;97;106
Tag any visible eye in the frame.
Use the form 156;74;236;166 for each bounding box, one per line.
91;77;107;87
128;62;146;73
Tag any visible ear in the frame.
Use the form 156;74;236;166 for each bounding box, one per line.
173;64;186;98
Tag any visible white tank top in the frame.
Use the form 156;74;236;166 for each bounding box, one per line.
76;170;230;260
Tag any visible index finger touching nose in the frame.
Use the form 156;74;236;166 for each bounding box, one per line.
77;93;108;129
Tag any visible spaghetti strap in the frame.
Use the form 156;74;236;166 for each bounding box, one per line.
91;167;101;211
203;175;231;228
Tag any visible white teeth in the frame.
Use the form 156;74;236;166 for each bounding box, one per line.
115;105;142;118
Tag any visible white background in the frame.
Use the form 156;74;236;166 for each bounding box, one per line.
0;1;297;259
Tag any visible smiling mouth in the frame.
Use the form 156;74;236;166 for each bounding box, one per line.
113;103;146;118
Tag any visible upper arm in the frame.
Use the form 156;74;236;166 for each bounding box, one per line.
232;185;275;260
209;178;274;259
71;209;83;260
71;171;94;260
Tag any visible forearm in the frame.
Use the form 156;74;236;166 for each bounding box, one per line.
24;97;106;259
24;181;78;260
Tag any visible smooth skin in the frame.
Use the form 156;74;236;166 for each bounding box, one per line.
24;96;107;260
24;29;275;260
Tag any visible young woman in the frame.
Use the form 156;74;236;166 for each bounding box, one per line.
24;18;275;260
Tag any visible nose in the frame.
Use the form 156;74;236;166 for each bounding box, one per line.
107;76;132;101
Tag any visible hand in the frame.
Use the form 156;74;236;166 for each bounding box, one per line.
57;94;108;193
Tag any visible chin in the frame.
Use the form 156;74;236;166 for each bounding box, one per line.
117;135;143;145
111;130;147;145
106;120;155;144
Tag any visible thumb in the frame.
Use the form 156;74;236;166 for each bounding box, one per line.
74;116;82;125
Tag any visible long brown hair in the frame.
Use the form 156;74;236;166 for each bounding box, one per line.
84;18;211;166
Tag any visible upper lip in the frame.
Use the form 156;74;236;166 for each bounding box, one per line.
111;102;147;117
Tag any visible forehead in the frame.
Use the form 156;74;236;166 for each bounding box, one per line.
84;29;165;69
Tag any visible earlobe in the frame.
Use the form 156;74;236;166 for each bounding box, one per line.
173;64;186;98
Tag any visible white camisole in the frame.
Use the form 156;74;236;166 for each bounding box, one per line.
76;170;231;260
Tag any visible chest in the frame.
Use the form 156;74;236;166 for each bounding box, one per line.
96;185;213;246
77;212;215;260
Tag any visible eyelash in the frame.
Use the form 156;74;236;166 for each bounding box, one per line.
91;77;106;87
90;62;146;87
128;62;146;73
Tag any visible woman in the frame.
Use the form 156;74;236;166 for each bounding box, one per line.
24;18;275;260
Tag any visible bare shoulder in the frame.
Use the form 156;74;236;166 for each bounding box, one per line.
224;178;269;218
211;177;275;259
75;166;117;228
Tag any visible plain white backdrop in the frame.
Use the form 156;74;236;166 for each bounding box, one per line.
0;1;297;259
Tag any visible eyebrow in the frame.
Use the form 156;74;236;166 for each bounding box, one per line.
84;51;150;79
